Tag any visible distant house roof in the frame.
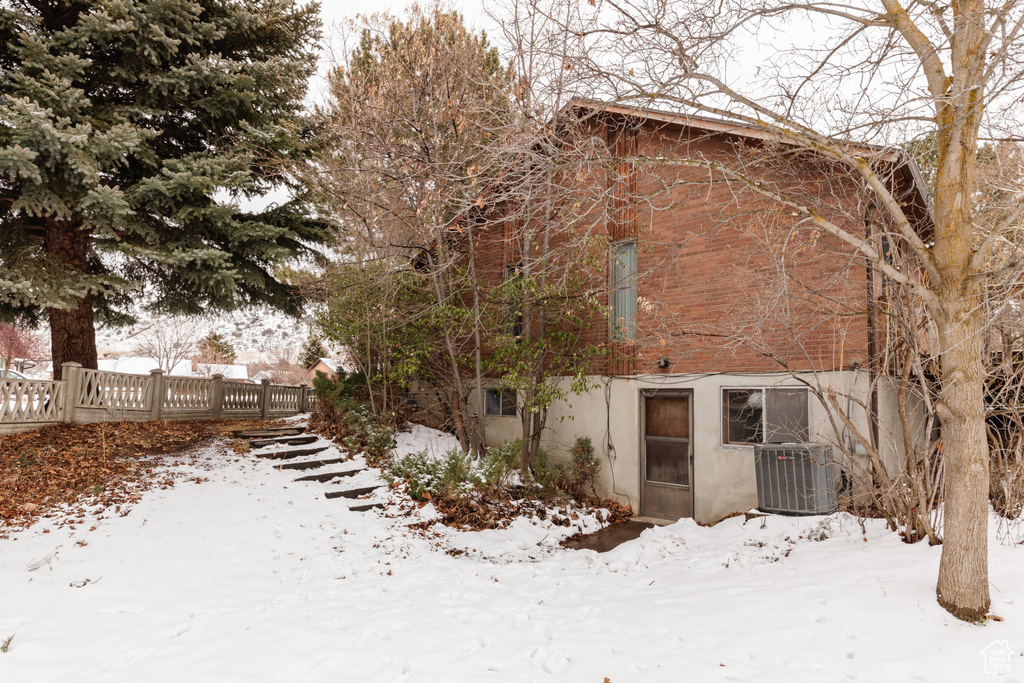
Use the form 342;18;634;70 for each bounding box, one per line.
250;370;274;382
98;356;192;376
311;357;339;373
309;355;357;374
194;363;249;380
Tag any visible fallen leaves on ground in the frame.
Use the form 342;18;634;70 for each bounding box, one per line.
0;420;229;533
381;477;634;534
435;487;634;532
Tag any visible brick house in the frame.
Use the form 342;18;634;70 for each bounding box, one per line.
308;357;340;379
472;101;933;524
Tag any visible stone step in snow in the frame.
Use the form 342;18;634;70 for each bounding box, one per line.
249;435;318;448
349;502;384;512
254;446;330;460
234;427;306;439
274;457;348;471
293;469;362;483
325;485;385;500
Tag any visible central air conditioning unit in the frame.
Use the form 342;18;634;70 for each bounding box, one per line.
754;443;837;515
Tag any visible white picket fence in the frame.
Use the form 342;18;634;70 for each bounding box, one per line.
0;362;312;435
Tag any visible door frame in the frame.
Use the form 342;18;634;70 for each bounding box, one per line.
639;388;694;519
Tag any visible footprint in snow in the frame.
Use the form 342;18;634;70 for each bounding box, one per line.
532;647;571;674
105;648;154;670
462;637;484;655
574;605;594;620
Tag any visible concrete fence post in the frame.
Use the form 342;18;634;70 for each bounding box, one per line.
211;374;225;419
299;382;309;413
61;362;83;423
149;369;164;421
260;379;271;419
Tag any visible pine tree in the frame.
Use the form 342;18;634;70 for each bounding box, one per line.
197;331;237;365
298;333;326;369
0;0;326;378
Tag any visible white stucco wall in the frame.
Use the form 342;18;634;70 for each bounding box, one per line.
478;369;904;524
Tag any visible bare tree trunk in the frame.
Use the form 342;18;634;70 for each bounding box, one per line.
519;217;536;471
528;407;546;466
424;249;472;453
896;346;940;545
528;155;554;467
935;296;991;621
451;387;469;452
466;222;485;456
519;388;534;471
521;142;557;470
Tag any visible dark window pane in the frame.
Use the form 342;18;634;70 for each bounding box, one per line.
645;438;689;485
765;389;809;443
646;397;689;439
486;389;516;416
485;389;502;415
500;390;516;416
723;389;762;444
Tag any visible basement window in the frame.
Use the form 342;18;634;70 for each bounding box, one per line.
722;388;809;445
485;389;517;417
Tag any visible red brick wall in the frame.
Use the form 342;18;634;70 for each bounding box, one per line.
472;115;875;376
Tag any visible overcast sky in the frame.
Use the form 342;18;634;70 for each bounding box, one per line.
318;0;490;28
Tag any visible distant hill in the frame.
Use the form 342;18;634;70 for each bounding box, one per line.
94;307;314;364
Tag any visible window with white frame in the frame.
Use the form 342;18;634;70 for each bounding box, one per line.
484;388;517;416
610;240;637;340
722;388;809;445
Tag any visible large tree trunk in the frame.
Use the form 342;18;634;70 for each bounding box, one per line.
934;295;991;621
49;297;97;379
46;224;97;379
930;13;989;617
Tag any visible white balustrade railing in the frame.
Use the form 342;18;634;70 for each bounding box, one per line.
269;384;303;412
77;369;151;411
223;382;262;412
163;376;214;411
0;379;66;423
0;363;311;434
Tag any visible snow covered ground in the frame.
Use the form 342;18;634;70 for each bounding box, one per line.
1;422;1022;682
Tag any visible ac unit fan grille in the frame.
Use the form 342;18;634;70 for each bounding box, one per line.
754;443;837;515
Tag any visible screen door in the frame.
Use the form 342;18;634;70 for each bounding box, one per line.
641;393;693;519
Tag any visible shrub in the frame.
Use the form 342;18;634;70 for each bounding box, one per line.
387;450;442;500
484;438;558;494
312;369;369;403
383;436;600;508
560;436;600;498
386;448;481;501
439;449;481;496
311;374;396;465
480;441;520;489
531;447;560;493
